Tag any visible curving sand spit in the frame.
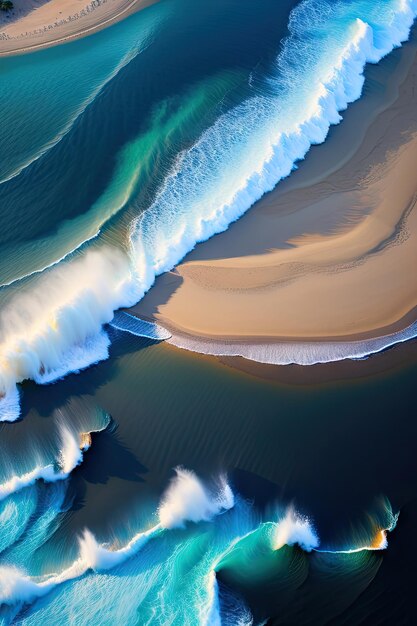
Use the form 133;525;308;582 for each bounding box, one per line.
131;30;417;364
0;0;156;56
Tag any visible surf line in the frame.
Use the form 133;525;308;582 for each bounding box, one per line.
0;468;233;606
109;311;172;341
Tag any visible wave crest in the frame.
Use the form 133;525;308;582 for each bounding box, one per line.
274;507;320;552
158;467;234;529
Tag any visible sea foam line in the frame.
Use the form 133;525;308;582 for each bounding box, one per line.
109;311;172;340
167;318;417;366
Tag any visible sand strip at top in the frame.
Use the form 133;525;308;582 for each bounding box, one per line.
0;0;157;55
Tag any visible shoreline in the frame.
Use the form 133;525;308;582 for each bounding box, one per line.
131;27;417;368
164;314;417;366
0;0;157;56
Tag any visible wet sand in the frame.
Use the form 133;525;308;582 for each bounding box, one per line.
132;29;417;365
0;0;157;56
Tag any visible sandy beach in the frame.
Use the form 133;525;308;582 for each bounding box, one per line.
132;30;417;362
0;0;156;55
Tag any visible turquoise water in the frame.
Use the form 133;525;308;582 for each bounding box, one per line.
1;0;417;623
2;334;417;623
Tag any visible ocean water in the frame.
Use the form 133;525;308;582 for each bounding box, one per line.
1;0;417;623
2;334;417;624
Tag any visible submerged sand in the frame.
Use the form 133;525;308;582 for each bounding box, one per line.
131;31;417;362
0;0;156;55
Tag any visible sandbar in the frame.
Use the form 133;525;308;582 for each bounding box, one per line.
0;0;157;56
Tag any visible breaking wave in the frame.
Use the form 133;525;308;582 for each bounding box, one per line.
158;467;234;529
0;248;133;422
274;507;320;552
0;420;108;501
0;468;234;606
0;468;399;624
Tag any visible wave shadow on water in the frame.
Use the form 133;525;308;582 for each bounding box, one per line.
18;329;158;420
67;423;148;511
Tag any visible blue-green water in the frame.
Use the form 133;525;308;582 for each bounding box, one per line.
1;0;417;623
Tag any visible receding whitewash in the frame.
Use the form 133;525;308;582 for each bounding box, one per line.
167;319;417;366
109;311;172;340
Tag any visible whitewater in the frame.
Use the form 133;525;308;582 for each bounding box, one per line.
0;417;110;501
0;464;398;624
0;468;235;609
1;0;417;421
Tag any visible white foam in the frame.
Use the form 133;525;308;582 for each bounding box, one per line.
158;467;234;529
0;567;54;605
0;231;101;290
129;1;417;280
109;311;172;341
0;469;235;606
274;507;320;552
202;571;222;626
0;465;57;503
127;0;417;367
317;508;399;554
0;426;89;501
78;525;160;571
167;319;417;366
0;248;134;421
